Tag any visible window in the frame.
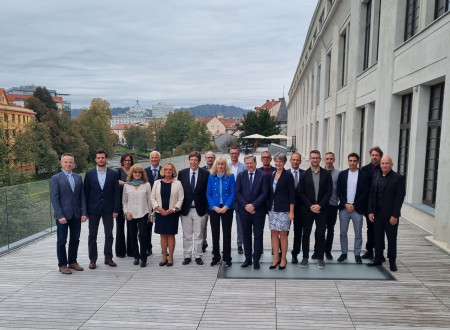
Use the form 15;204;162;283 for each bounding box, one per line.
3;114;7;122
359;107;365;159
12;114;15;122
363;0;372;70
398;93;412;183
319;10;324;31
423;83;444;207
316;64;321;106
434;0;449;19
404;0;420;41
325;50;332;98
338;25;349;87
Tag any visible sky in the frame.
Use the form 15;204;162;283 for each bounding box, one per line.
2;0;317;110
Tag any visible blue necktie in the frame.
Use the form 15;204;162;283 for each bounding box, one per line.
68;174;75;192
191;172;196;192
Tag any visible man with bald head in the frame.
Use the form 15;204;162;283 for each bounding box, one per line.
367;155;405;271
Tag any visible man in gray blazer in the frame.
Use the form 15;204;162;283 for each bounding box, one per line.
50;153;87;274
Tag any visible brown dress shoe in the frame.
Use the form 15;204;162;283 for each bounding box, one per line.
104;259;117;267
89;261;96;269
69;263;84;271
59;266;72;274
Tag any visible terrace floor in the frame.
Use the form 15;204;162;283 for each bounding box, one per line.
1;212;450;329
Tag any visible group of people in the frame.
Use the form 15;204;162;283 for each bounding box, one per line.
50;146;405;275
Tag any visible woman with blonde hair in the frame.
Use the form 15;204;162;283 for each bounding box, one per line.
206;157;235;267
122;164;152;267
150;163;184;267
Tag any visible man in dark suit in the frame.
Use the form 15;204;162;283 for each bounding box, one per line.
144;150;163;256
289;152;305;264
336;153;369;264
50;153;87;274
235;154;269;270
178;151;210;265
298;150;332;269
84;150;120;269
259;151;276;175
360;146;383;259
367;156;405;271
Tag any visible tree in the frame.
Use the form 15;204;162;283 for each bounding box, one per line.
124;125;149;151
156;111;195;153
24;96;49;122
0;127;30;187
179;121;211;153
33;86;58;111
239;108;281;138
76;98;115;162
13;122;59;173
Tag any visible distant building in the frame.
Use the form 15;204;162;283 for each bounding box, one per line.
1;88;36;170
152;102;174;119
276;97;287;134
110;100;152;126
111;124;134;145
255;98;283;117
198;115;240;136
6;85;71;117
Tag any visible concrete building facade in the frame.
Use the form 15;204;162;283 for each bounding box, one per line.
287;0;450;248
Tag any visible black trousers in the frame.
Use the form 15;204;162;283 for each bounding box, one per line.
291;207;303;256
365;214;385;253
129;214;148;262
314;205;338;254
210;209;233;263
301;210;327;259
145;221;153;252
374;215;398;262
115;211;131;257
88;213;114;261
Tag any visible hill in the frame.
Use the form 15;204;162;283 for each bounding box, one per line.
176;104;250;118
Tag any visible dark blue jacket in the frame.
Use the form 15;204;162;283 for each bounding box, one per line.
84;167;120;216
336;169;370;214
235;169;268;216
50;171;87;220
268;169;296;212
206;173;235;210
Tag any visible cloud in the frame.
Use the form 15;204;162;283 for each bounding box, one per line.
1;0;317;109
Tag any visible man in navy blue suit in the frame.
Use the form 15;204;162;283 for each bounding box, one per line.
235;154;269;270
50;153;87;274
84;150;120;269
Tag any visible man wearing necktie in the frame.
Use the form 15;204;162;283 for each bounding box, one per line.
289;153;305;264
145;150;164;256
50;153;87;274
178;151;210;265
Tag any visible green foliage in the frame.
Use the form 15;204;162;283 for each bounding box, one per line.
32;86;58;111
124;125;149;151
24;96;49;122
238;109;281;138
156;111;195;153
13;122;59;173
178;121;211;153
76;98;115;162
0;127;31;187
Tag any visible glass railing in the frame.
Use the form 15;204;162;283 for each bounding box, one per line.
0;153;202;255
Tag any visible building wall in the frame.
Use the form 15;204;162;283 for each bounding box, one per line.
287;0;450;247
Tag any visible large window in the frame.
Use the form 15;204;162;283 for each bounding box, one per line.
363;0;372;70
325;50;332;98
404;0;420;41
339;25;349;87
423;83;444;207
398;93;412;182
434;0;449;19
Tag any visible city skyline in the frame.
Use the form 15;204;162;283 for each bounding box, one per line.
2;0;317;109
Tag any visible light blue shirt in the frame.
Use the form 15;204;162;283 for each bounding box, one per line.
96;166;107;190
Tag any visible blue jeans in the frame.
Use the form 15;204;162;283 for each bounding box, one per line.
339;209;363;256
56;217;81;267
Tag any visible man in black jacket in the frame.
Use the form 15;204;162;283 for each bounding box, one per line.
289;152;305;264
336;153;369;264
367;156;405;271
298;150;332;269
178;151;210;265
360;146;383;259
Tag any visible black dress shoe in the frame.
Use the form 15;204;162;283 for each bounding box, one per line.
225;261;232;267
389;261;397;271
362;250;374;259
182;258;191;265
238;246;243;254
278;264;286;270
210;259;221;266
269;259;281;269
159;260;168;266
241;259;252;268
291;255;298;264
253;261;260;270
195;258;204;265
367;260;382;267
166;262;173;267
133;258;140;265
140;261;147;267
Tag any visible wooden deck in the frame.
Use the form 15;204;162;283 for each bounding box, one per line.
1;214;450;329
